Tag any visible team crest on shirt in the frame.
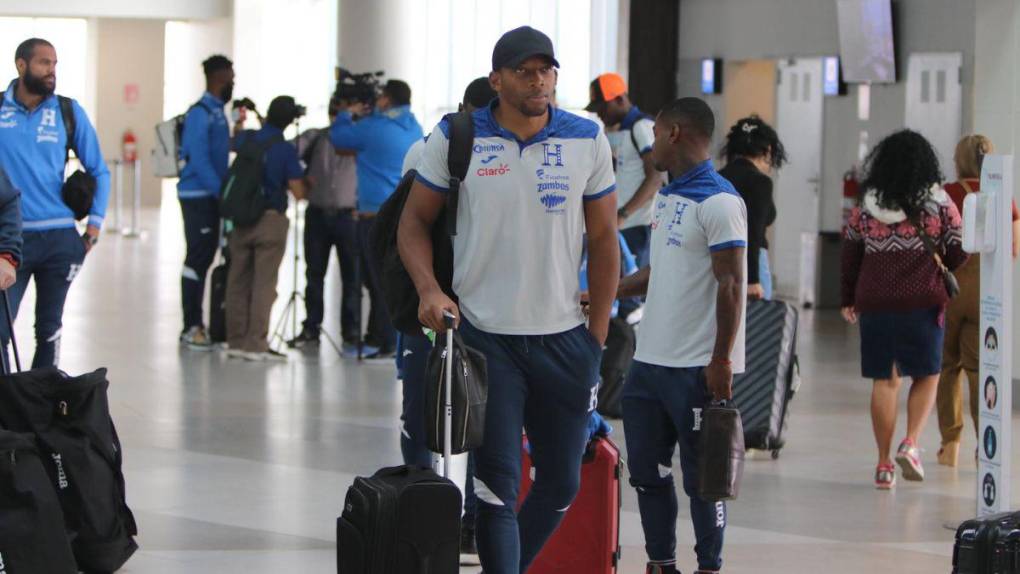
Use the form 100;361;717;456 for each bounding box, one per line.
665;202;689;247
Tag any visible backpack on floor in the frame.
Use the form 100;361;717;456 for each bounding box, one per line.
0;429;78;574
370;111;473;336
220;134;283;227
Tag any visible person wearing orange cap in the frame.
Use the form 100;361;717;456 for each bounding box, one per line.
586;73;665;278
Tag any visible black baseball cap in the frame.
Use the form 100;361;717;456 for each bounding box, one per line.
491;26;560;71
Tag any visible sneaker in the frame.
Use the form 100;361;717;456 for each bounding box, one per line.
896;439;925;481
261;349;289;362
363;348;396;363
287;329;319;349
646;563;680;574
875;462;896;490
180;326;213;351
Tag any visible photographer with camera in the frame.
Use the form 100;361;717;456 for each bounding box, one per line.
330;78;423;360
287;96;360;348
0;38;110;368
177;54;234;350
223;96;307;362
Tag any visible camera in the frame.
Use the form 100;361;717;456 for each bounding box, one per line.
293;104;307;118
334;68;384;106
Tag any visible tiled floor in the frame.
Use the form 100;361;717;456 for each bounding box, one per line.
25;202;1011;573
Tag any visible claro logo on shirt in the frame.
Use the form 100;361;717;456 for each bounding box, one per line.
477;163;510;177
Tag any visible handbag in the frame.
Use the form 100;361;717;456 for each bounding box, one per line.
907;211;960;299
698;402;746;502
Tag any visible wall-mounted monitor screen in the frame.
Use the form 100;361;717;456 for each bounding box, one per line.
701;58;722;94
836;0;896;83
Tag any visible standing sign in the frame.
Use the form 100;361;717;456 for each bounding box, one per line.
975;155;1014;517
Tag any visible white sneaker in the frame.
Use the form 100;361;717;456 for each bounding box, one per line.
261;349;289;362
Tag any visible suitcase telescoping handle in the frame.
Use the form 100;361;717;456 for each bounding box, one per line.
1;290;21;375
442;311;456;480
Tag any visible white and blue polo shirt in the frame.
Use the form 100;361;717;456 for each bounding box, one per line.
415;102;616;335
606;105;655;230
635;159;749;372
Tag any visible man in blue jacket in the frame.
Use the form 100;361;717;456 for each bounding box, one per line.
177;54;234;349
0;169;22;292
0;38;109;368
331;79;422;359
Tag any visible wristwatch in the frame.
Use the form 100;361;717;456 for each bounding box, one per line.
82;232;98;247
617;206;629;219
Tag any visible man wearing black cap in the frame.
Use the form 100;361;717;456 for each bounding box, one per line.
223;96;307;362
399;26;620;573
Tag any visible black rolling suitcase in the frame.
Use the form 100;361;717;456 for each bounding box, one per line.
0;429;78;574
0;291;138;573
597;316;635;419
337;315;463;574
209;246;229;344
953;512;1020;574
731;299;800;459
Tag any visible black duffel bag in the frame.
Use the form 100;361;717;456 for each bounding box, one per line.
0;367;138;573
0;428;78;574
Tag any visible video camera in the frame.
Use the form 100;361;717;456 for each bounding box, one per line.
334;68;384;106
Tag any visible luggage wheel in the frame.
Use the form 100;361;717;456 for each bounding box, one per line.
771;449;780;460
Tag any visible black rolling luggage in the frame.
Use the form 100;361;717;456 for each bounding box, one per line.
209;251;229;343
953;512;1020;574
337;315;463;574
730;299;800;459
0;429;78;574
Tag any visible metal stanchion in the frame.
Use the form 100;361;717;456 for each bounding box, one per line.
121;158;145;238
108;159;123;233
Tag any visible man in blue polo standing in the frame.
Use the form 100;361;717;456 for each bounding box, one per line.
177;54;234;350
330;79;422;360
0;38;109;368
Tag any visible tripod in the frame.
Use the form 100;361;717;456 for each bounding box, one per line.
269;116;344;358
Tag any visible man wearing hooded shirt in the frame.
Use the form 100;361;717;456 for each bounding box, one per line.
177;54;234;350
0;38;109;368
330;79;423;360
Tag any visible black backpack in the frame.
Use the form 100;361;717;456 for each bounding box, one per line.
370;111;473;335
0;429;78;574
220;134;283;227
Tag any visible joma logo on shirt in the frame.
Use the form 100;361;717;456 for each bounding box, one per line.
540;194;567;211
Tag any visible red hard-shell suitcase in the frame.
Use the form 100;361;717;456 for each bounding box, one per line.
519;435;622;573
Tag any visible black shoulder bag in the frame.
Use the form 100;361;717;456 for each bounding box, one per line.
908;211;960;299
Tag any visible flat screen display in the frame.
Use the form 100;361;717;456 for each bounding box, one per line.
837;0;896;83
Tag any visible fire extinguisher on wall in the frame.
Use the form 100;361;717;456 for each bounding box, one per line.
122;129;137;163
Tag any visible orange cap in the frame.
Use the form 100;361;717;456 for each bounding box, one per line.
585;73;628;111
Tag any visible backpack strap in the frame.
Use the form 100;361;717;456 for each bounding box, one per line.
445;111;474;236
58;95;76;163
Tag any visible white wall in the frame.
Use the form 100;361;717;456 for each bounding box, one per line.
94;18;165;207
0;0;230;20
973;0;1020;375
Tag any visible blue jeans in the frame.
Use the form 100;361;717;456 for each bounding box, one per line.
0;228;86;368
623;361;726;572
396;331;478;526
460;319;601;574
759;248;773;301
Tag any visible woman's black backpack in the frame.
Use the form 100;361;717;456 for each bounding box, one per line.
370;111;474;335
